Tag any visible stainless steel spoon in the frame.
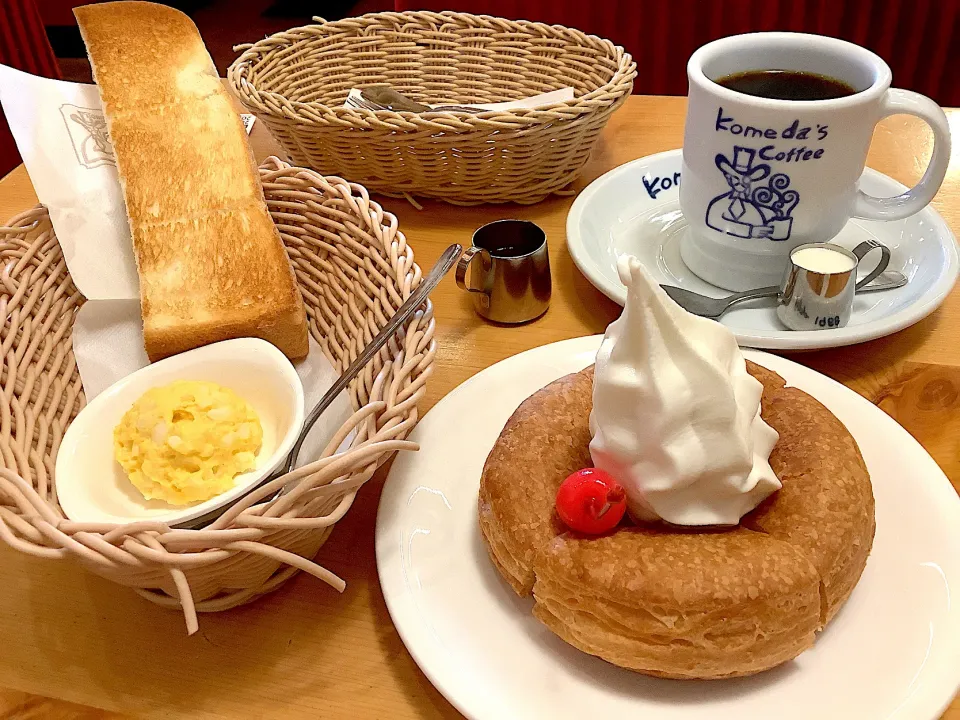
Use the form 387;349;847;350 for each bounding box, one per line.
662;270;908;320
359;87;480;113
175;243;463;529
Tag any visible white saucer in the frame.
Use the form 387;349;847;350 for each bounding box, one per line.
376;336;960;720
566;150;959;350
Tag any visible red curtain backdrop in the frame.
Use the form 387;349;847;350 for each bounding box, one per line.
393;0;960;106
0;0;61;178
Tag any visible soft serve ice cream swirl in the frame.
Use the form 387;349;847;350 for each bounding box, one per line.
589;256;780;526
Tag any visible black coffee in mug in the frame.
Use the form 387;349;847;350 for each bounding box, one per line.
716;69;857;101
682;32;950;291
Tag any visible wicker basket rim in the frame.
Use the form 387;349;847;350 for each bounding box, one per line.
1;156;422;536
228;10;636;126
0;157;435;632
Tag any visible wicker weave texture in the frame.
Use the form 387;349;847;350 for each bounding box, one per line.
0;157;434;633
229;11;636;205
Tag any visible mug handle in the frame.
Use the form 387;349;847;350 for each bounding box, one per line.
851;89;951;222
853;239;891;290
456;246;492;307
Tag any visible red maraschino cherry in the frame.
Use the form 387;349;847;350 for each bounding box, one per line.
555;468;627;535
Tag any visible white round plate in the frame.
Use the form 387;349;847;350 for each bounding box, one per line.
566;150;959;350
376;336;960;720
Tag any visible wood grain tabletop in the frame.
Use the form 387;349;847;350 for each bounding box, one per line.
0;94;958;719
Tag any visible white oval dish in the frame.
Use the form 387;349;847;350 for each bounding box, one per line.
56;338;305;526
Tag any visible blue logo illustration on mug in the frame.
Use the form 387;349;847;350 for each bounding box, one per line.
705;146;799;241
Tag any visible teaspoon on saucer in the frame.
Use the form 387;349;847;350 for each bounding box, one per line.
662;270;907;320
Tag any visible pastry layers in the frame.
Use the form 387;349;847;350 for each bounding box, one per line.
478;363;875;679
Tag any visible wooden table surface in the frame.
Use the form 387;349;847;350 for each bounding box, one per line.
1;95;958;719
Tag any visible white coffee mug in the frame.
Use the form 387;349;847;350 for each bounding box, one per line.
679;32;951;291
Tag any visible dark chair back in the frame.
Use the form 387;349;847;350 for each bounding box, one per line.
394;0;959;106
1;0;61;178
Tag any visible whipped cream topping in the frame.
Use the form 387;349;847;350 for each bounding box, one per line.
588;256;781;526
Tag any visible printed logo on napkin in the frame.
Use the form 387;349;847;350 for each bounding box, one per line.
59;104;255;170
0;64;257;301
60;104;116;168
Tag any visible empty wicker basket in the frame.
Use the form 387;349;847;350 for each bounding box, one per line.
0;157;434;633
229;11;636;205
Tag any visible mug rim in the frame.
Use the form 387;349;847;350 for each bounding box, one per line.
789;242;859;275
688;32;893;109
472;219;547;259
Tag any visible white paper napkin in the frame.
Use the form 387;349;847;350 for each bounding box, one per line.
1;65;351;467
0;64;257;300
0;65;136;299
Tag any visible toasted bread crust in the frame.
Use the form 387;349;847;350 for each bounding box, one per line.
76;2;308;361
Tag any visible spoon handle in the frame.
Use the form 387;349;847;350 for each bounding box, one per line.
281;243;463;475
360;87;431;112
860;271;907;292
725;270;904;311
725;285;781;309
175;245;463;530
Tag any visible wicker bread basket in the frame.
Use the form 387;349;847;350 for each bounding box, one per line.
228;11;637;205
0;157;434;633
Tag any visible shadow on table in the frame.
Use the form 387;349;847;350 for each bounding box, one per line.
14;510;388;717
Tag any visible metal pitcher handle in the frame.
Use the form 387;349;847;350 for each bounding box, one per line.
853;240;892;290
456;246;492;308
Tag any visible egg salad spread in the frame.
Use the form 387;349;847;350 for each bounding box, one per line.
113;380;263;505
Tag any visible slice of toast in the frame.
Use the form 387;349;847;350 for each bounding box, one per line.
75;1;308;361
